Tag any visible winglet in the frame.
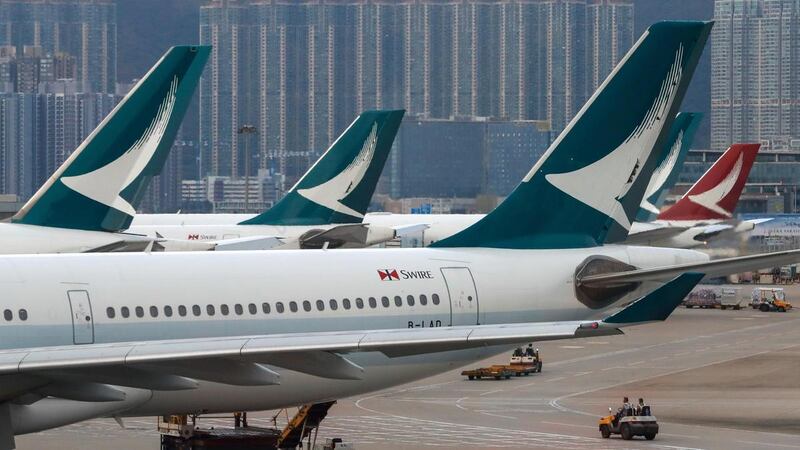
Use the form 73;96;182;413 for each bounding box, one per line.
12;45;209;232
603;272;703;324
240;110;404;226
658;143;760;221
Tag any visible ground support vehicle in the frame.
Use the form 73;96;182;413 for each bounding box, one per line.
751;288;793;312
599;414;659;440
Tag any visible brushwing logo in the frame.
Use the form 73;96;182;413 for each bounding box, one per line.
543;45;685;230
641;129;684;215
378;269;399;281
297;122;379;219
686;151;743;218
61;77;179;216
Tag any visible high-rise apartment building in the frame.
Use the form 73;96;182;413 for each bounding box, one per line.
0;0;117;93
0;82;116;200
200;0;632;191
712;0;800;151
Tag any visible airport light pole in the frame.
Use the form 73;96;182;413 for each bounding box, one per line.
238;125;257;213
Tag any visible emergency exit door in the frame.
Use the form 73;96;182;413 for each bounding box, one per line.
440;267;479;326
68;290;94;344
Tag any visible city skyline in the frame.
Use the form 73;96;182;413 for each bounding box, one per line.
2;0;800;215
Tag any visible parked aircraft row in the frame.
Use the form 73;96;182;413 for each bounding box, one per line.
2;21;798;448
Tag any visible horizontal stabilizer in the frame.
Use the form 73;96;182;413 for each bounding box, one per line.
392;223;430;237
603;273;703;324
579;249;800;287
212;235;284;251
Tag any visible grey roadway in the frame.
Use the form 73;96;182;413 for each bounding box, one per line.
18;286;800;450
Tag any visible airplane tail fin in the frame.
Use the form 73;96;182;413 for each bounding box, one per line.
12;45;210;232
240;110;404;226
635;112;702;222
432;21;712;249
657;143;760;221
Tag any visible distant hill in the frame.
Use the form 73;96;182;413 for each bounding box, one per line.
635;0;714;149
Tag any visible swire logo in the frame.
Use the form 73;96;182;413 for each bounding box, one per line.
378;269;399;281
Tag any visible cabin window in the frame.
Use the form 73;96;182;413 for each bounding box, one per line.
262;302;271;314
149;306;159;318
235;304;244;315
303;300;312;312
135;306;144;318
106;307;115;319
355;298;364;309
381;296;390;308
248;303;257;315
178;305;187;317
316;300;325;311
432;294;440;305
206;305;216;316
18;309;27;321
419;294;428;306
121;306;130;318
220;304;229;316
342;298;351;310
289;301;298;313
394;296;402;307
164;306;173;317
329;299;338;310
192;305;201;316
276;302;285;313
369;297;377;308
407;295;415;306
3;310;11;321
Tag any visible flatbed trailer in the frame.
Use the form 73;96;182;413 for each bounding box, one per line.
461;365;513;380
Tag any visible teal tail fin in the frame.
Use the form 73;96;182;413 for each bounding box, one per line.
635;112;702;222
604;272;704;324
432;21;712;249
12;45;210;232
240;110;405;226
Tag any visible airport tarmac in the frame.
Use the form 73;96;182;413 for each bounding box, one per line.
18;285;800;450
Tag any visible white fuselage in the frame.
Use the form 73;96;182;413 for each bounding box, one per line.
0;223;146;254
3;244;707;434
130;213;724;249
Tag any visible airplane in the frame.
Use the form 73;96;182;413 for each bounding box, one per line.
128;109;409;250
0;46;212;254
625;142;765;248
6;21;797;446
127;112;704;249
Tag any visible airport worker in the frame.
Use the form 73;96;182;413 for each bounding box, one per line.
525;344;535;357
513;347;523;357
622;397;632;416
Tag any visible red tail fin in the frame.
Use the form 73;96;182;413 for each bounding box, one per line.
658;143;760;221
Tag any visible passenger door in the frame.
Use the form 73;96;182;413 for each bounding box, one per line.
67;290;94;344
440;267;479;326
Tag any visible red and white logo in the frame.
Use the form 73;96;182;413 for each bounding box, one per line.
378;269;399;281
188;234;199;240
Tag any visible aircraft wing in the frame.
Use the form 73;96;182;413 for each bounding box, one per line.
0;274;700;399
579;249;800;287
